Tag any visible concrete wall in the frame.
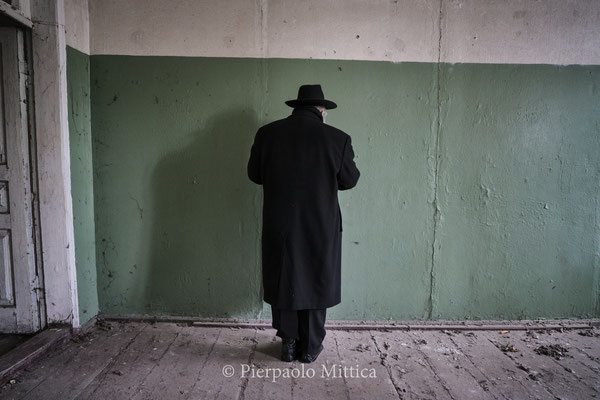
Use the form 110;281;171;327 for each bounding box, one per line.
88;0;600;64
90;56;600;320
66;45;98;325
65;0;89;54
65;0;97;325
65;0;600;320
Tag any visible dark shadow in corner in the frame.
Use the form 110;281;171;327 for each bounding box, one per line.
141;108;263;318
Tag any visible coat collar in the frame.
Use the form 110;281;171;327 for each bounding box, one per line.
290;106;323;122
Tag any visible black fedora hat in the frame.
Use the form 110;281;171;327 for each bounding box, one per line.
285;84;337;109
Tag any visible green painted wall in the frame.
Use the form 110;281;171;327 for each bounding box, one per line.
434;64;600;319
66;46;99;325
89;55;600;320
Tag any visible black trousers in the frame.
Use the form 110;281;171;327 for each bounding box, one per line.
271;306;327;355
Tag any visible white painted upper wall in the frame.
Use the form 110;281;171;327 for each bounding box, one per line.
442;0;600;65
265;0;440;62
74;0;599;64
65;0;90;54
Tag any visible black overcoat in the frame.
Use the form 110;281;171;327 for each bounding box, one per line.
247;106;360;309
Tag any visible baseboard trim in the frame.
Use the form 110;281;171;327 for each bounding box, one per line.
98;314;600;331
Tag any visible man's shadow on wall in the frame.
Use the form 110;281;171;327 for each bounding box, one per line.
139;108;263;317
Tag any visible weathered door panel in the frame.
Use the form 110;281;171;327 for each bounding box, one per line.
0;26;40;333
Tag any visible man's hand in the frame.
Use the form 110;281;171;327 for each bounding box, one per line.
337;136;360;190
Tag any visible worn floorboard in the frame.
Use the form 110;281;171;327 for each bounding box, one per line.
4;322;145;400
404;330;495;400
448;330;553;399
185;327;257;399
0;335;33;358
129;325;222;400
370;330;453;399
0;322;597;400
241;327;293;400
480;330;599;400
332;329;398;399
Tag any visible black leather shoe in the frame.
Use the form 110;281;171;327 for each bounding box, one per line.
300;344;324;363
281;337;298;362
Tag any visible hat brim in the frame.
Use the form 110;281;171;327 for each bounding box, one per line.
285;99;337;109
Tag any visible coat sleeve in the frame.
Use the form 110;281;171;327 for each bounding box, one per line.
247;129;263;185
337;135;360;190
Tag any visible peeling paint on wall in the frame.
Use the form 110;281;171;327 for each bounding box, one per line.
86;54;600;320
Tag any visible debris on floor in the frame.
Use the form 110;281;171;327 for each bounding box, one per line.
478;379;490;391
352;343;371;352
434;346;463;356
528;370;543;381
525;330;540;339
534;344;570;360
516;363;529;372
96;319;113;331
498;343;520;353
577;329;599;337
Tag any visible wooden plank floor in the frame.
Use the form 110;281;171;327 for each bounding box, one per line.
0;335;33;358
0;321;598;400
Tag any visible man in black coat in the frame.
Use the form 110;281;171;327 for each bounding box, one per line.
247;84;360;363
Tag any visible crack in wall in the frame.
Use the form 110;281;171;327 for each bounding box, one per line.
427;0;444;320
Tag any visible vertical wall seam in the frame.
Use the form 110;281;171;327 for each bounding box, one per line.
85;0;91;56
261;0;268;59
594;86;600;317
427;0;444;320
88;53;104;316
260;0;268;113
253;0;268;317
255;0;268;123
594;171;600;316
84;49;99;320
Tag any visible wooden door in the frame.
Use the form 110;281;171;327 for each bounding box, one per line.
0;26;40;333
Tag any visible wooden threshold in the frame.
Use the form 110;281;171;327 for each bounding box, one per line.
0;326;70;386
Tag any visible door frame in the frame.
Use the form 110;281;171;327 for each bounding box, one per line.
0;0;80;331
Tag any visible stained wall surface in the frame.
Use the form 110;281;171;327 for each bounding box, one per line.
88;0;600;64
66;46;99;325
66;0;600;320
90;57;600;320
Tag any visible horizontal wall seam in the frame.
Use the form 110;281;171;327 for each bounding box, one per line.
82;52;600;66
